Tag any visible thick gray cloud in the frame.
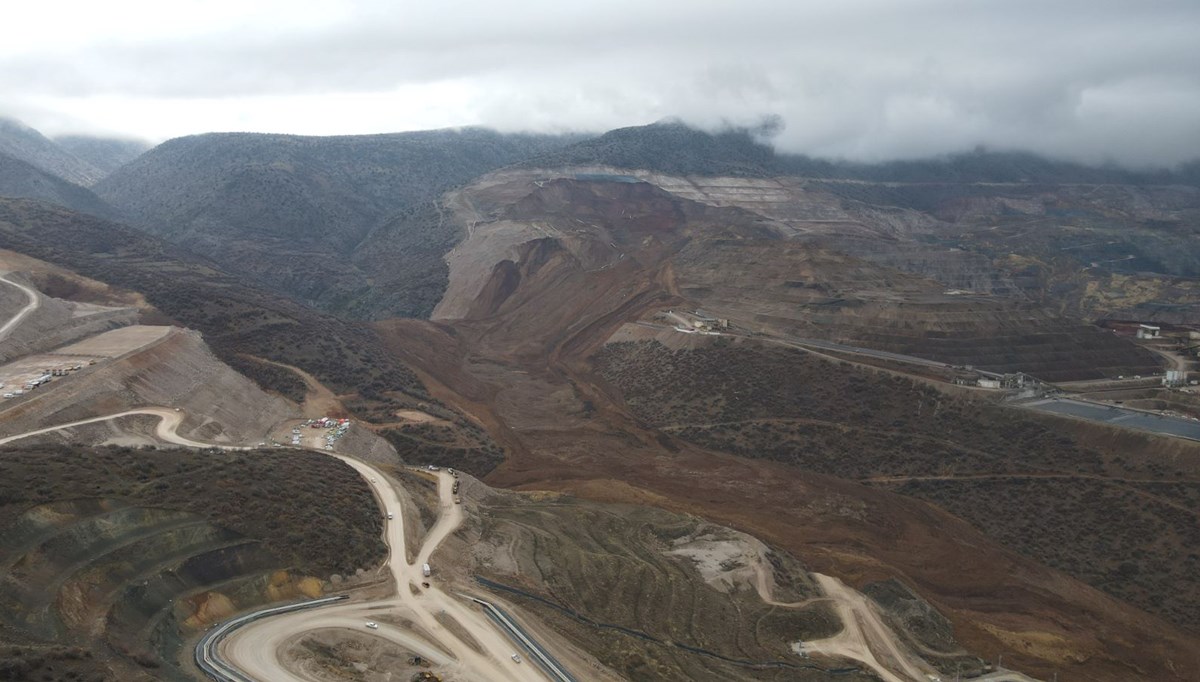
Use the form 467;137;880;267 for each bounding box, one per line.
2;0;1198;166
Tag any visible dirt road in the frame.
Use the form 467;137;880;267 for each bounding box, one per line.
241;354;345;417
0;273;40;341
222;462;544;682
0;405;547;680
800;574;940;682
0;407;239;449
748;535;947;682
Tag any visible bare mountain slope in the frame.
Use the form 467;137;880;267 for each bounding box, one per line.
0;326;297;445
0;272;137;363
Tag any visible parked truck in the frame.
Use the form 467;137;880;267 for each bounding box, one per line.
422;563;431;577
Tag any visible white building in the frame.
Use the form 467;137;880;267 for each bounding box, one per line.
1164;370;1187;387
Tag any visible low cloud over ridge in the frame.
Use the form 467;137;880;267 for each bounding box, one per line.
2;0;1198;166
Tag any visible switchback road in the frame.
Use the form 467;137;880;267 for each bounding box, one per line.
0;273;40;341
220;460;546;682
0;407;243;449
0;408;553;680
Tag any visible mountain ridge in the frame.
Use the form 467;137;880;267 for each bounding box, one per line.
53;134;150;176
0;150;120;219
523;120;1200;185
0;117;105;186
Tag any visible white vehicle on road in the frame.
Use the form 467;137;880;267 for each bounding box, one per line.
511;653;522;663
365;621;378;629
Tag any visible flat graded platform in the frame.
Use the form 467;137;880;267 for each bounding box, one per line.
51;325;173;358
0;355;89;391
0;326;173;396
1024;398;1200;441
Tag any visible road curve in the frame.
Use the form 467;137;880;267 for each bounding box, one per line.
792;574;940;682
221;461;546;682
0;407;551;680
0;407;246;449
0;273;40;341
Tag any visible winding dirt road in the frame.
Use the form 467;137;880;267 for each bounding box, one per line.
749;542;956;681
803;574;938;682
0;273;40;341
0;407;545;680
221;460;544;682
0;405;965;682
0;407;236;449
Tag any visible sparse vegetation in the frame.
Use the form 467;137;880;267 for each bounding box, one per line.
92;129;582;319
0;199;431;416
380;428;505;477
0;443;386;681
223;355;308;403
0;444;385;575
472;492;860;682
893;477;1200;629
595;339;1200;630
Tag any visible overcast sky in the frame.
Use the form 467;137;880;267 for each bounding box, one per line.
2;0;1198;166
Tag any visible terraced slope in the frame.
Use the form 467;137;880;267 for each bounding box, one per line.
0;325;298;445
467;489;909;681
438;174;1159;381
371;172;1200;681
0;275;137;363
593;336;1200;632
0;445;385;681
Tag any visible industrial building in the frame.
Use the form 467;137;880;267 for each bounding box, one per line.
1164;370;1189;387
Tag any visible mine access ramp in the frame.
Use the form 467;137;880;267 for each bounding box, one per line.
465;594;578;682
195;594;349;681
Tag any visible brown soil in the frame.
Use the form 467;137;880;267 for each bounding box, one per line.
371;178;1200;681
